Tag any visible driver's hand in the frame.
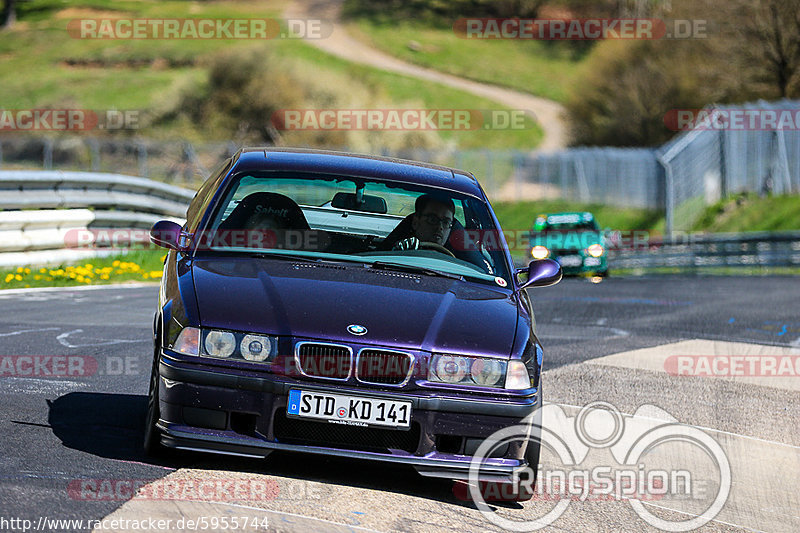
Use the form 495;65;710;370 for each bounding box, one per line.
393;237;420;251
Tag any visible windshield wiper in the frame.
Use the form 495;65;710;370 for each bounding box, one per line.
245;251;360;267
370;261;464;281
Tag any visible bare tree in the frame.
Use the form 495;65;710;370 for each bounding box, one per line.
735;0;800;98
1;0;16;29
495;0;549;18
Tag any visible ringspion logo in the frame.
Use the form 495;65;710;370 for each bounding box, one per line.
468;401;730;531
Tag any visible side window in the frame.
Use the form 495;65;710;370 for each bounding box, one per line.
186;159;231;232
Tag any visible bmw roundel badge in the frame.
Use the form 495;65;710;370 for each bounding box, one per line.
347;324;368;336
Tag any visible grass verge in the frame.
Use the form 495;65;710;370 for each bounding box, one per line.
0;250;165;290
343;17;587;103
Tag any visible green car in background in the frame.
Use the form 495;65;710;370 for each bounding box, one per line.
529;212;608;276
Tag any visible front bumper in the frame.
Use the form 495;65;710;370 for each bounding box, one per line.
156;353;540;482
553;254;607;275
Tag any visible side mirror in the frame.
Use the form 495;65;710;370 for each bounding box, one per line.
150;220;183;250
516;259;562;290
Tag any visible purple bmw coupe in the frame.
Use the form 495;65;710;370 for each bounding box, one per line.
145;148;561;491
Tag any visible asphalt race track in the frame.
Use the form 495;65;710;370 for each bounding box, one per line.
1;276;798;532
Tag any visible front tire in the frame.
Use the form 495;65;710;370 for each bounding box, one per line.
143;346;164;456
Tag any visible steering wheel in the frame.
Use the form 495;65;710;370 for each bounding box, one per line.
418;241;456;257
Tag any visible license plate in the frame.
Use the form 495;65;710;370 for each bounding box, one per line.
558;255;583;267
286;390;411;429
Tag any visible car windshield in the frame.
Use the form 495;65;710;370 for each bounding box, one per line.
198;171;511;284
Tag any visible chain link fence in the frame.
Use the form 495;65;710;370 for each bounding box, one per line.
2;99;798;234
659;99;800;234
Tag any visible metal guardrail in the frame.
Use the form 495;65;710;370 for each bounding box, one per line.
0;170;193;267
608;231;800;271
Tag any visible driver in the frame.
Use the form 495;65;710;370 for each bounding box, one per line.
394;194;455;251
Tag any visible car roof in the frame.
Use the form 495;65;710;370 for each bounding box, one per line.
230;148;485;198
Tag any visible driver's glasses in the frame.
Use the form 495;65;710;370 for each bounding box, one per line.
421;214;454;229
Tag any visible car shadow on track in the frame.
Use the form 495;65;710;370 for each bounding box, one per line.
47;392;518;511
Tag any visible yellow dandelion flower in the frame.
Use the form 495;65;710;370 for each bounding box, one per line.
14;274;22;281
142;273;150;279
4;274;13;283
149;271;162;278
34;275;42;280
100;274;109;280
24;268;30;274
112;260;120;267
16;267;24;273
39;268;47;274
77;275;85;282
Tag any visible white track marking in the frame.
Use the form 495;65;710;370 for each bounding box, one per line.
0;327;59;337
0;282;156;297
56;329;143;348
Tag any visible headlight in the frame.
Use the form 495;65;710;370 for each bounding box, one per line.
433;355;469;383
429;354;507;388
197;329;278;362
531;245;549;259
586;244;604;257
172;327;200;356
204;330;236;358
470;358;504;386
240;334;273;362
505;360;531;390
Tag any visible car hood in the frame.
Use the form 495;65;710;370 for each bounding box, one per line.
191;256;519;356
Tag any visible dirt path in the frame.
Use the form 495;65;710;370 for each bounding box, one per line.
284;0;567;151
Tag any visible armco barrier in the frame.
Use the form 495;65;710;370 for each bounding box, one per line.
608;231;800;271
0;171;192;267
